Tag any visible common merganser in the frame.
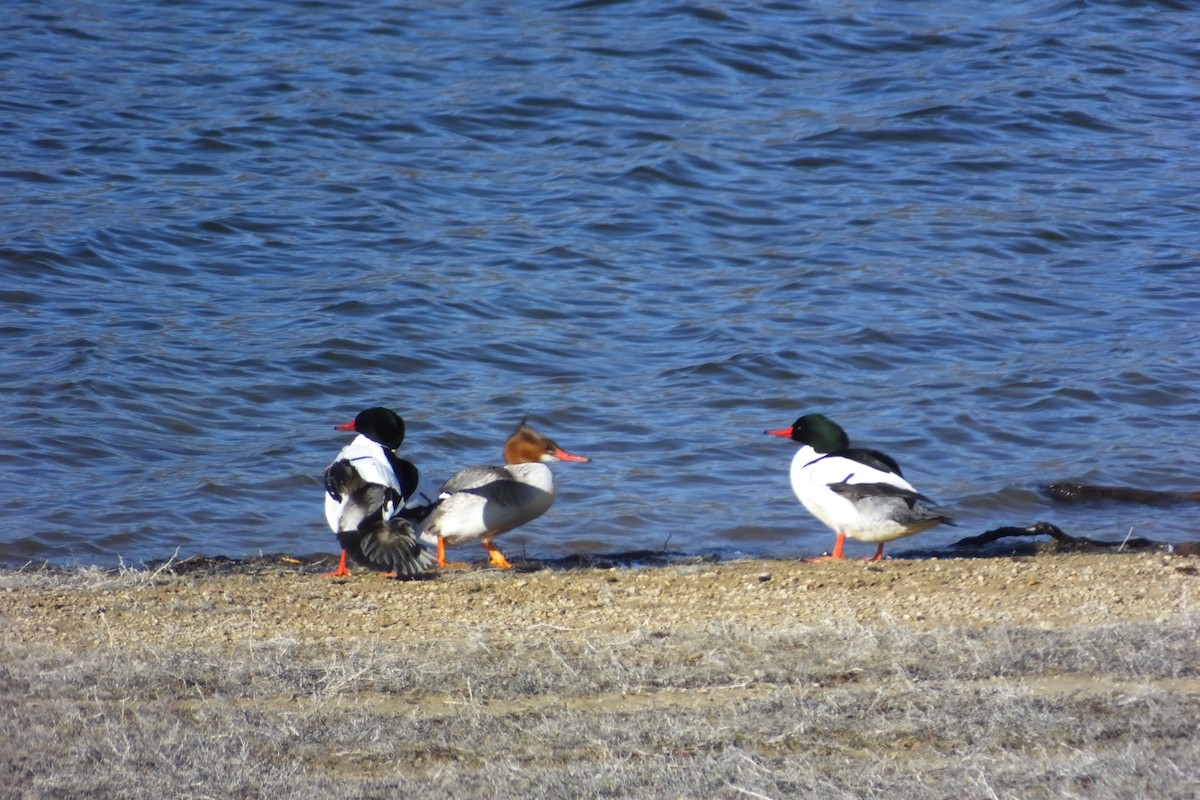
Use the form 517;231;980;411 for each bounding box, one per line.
766;413;952;561
323;406;432;577
422;418;590;569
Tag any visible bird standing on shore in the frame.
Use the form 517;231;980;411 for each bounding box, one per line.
766;413;952;561
422;418;590;569
323;406;432;577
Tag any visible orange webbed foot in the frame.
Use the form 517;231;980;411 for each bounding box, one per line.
805;533;848;563
321;551;351;578
483;541;513;569
860;544;886;562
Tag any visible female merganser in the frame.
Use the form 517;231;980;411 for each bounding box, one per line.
323;406;432;577
766;413;952;561
422;418;590;569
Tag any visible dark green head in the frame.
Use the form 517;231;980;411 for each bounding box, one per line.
765;413;849;454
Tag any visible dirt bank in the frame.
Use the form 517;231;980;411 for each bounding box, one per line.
3;552;1198;799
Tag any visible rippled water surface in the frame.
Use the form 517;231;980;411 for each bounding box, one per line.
3;0;1199;567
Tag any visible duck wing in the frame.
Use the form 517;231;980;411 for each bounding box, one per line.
828;481;954;526
336;485;433;576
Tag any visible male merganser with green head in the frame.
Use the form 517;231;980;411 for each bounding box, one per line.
766;413;952;561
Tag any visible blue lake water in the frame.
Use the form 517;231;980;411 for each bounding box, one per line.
3;0;1199;567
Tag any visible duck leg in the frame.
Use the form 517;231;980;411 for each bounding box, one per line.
482;539;513;569
806;532;848;562
321;549;351;578
436;536;470;570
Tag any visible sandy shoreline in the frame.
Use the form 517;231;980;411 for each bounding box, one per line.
4;549;1195;641
3;551;1198;799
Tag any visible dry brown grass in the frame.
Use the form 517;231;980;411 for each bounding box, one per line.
2;556;1199;799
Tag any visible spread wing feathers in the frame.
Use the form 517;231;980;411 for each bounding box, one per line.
828;481;955;526
335;484;433;575
324;458;362;503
